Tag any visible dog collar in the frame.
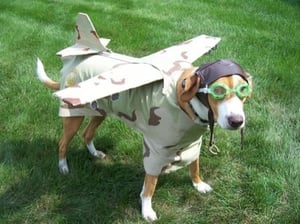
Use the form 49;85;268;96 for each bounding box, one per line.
188;102;209;125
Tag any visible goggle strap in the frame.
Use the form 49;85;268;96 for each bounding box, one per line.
198;85;209;94
240;127;245;150
208;109;215;147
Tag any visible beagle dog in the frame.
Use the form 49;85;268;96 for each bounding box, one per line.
36;58;252;221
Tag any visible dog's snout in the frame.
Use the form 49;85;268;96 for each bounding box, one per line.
228;115;244;129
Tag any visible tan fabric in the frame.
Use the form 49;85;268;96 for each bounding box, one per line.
58;54;124;117
58;54;208;176
93;75;207;176
53;12;222;176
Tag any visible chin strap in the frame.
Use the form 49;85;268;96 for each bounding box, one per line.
207;109;220;155
240;127;245;150
207;110;218;155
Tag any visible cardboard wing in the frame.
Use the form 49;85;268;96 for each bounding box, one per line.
57;13;110;57
141;35;221;76
53;63;163;106
54;34;220;106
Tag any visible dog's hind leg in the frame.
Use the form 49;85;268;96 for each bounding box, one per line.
140;174;158;221
83;116;106;159
59;116;84;174
189;159;213;193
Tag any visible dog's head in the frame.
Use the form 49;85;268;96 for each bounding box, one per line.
177;59;252;130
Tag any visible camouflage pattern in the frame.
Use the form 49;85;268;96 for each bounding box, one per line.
54;13;220;175
54;35;221;105
91;73;208;176
58;55;207;175
58;54;131;116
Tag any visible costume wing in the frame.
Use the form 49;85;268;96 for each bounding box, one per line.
141;35;221;77
53;63;163;106
54;35;220;106
53;13;220;106
56;13;110;57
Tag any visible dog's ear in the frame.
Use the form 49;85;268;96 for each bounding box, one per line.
176;69;201;120
178;74;200;102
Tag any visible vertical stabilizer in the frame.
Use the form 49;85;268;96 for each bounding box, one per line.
57;13;110;57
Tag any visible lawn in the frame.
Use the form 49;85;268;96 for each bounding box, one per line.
0;0;299;223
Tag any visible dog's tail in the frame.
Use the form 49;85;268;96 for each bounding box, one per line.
36;58;60;90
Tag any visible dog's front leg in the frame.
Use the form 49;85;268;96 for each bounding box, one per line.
140;174;158;222
189;159;212;193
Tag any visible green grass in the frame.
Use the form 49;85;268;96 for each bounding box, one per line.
0;0;299;223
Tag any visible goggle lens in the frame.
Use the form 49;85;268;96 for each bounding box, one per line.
210;84;227;100
236;83;252;99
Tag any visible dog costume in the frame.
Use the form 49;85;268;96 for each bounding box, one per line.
58;53;207;175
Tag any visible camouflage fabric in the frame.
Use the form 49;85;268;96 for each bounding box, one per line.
92;75;207;176
58;54;207;176
58;54;126;117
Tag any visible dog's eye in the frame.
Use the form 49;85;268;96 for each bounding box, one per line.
239;86;247;94
213;86;226;95
209;83;228;100
236;83;252;99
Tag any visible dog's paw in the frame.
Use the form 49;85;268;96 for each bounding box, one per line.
93;150;106;159
142;207;158;222
59;158;69;175
141;196;158;222
86;142;106;159
193;181;213;193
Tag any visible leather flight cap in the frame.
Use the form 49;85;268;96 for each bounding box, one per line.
195;59;248;87
195;59;248;107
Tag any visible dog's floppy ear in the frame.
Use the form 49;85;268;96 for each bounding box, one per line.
176;68;201;120
178;73;200;102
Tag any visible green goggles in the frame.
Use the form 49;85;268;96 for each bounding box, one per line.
198;82;252;100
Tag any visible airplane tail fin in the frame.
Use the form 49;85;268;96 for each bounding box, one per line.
36;58;60;90
57;13;111;57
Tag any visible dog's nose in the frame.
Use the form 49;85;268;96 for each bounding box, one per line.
228;115;244;129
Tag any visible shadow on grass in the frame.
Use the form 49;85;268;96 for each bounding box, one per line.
0;138;146;223
280;0;300;6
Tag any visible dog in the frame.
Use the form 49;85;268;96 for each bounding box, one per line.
36;55;252;221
